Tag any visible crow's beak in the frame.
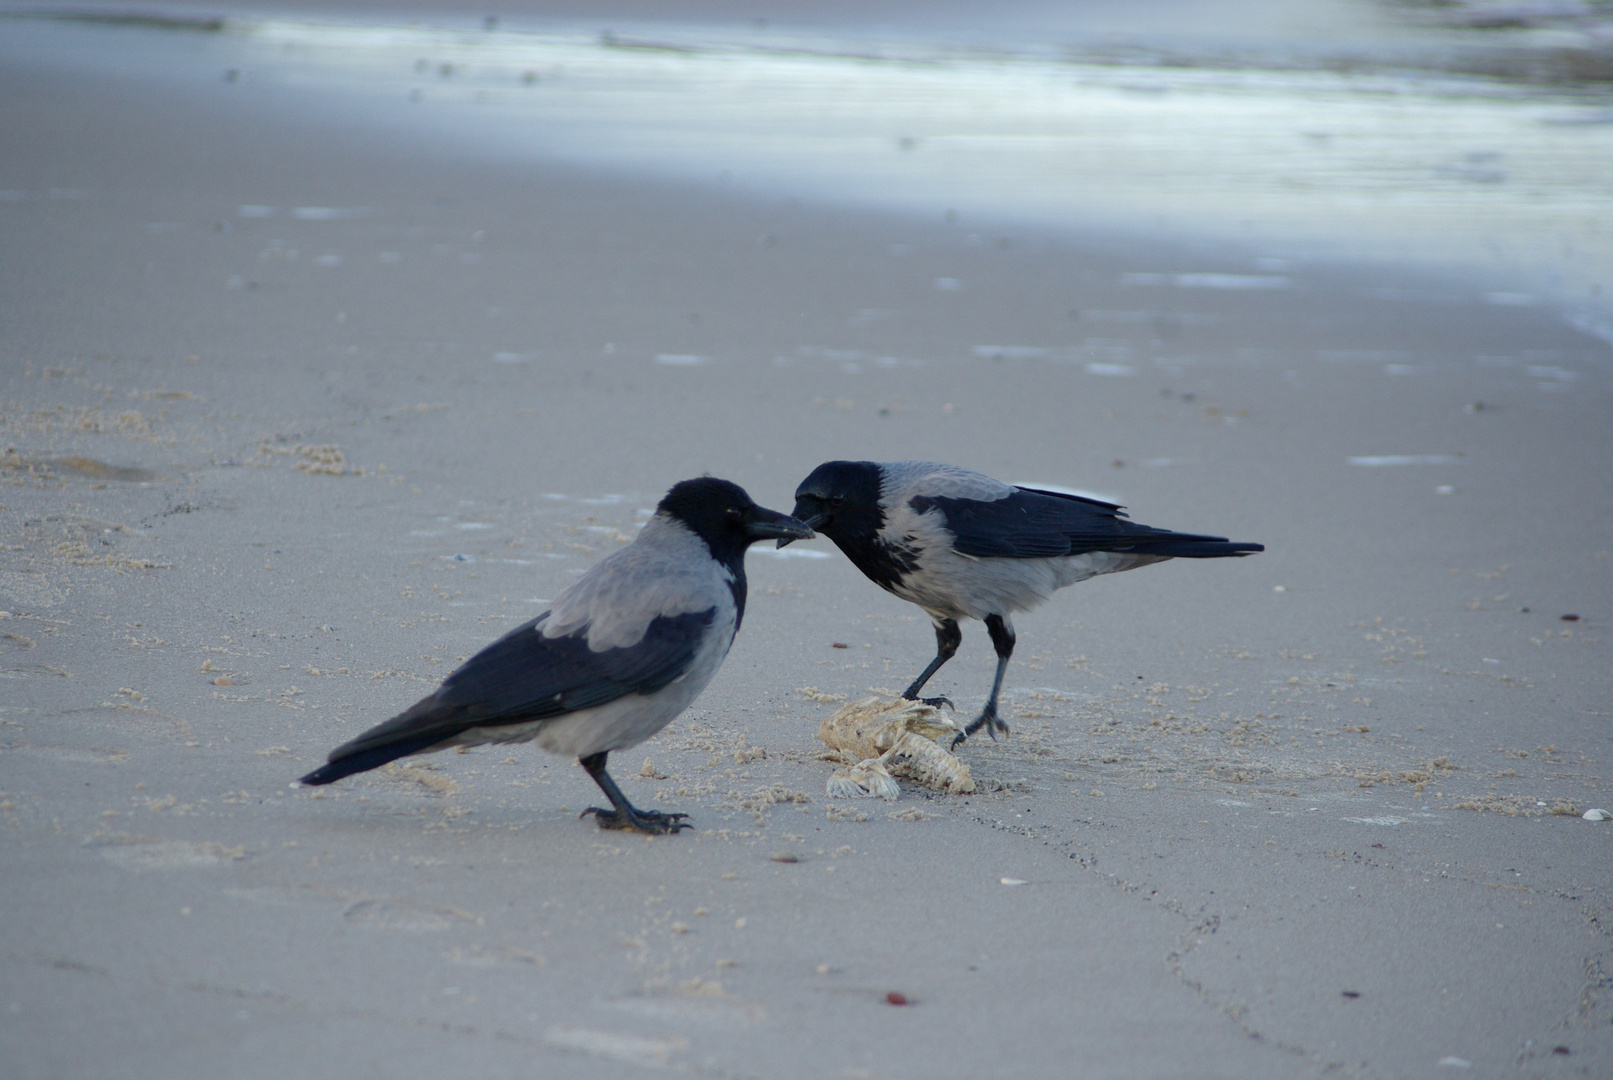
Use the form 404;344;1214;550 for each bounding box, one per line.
746;507;816;544
776;505;828;548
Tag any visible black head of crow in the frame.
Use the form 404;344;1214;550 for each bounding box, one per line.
783;460;1262;749
298;477;812;835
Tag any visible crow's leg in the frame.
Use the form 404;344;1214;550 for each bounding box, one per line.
901;617;961;710
952;614;1015;750
578;751;690;834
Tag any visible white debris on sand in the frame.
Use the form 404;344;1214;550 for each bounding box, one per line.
817;696;975;799
825;758;900;801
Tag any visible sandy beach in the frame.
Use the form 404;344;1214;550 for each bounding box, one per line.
2;5;1610;1078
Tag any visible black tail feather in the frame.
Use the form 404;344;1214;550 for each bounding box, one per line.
297;732;447;786
1134;539;1264;558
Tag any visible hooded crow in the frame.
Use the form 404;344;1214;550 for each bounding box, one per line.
783;461;1263;749
298;477;813;834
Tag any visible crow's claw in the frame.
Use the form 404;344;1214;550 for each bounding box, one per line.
581;806;691;835
901;690;954;711
951;707;1009;751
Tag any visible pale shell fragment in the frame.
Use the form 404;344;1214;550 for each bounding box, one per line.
826;760;900;801
817;696;960;758
1583;808;1611;821
818;696;974;798
882;731;975;795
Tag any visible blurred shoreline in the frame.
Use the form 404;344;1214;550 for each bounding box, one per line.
14;0;1613;84
4;2;1612;338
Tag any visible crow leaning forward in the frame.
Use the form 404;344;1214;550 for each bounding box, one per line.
782;460;1263;749
298;478;813;834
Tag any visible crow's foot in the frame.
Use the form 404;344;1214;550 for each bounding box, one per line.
903;692;954;711
949;707;1010;751
581;806;691;835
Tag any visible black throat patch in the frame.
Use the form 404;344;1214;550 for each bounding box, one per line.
798;461;920;593
726;570;747;634
828;515;920;594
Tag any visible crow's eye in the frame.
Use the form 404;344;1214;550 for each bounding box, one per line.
725;506;743;521
828;496;845;507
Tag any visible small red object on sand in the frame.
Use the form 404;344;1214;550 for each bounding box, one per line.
886;991;908;1006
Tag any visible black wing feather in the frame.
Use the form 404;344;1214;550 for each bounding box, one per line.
911;488;1264;560
301;609;716;783
435;609;715;721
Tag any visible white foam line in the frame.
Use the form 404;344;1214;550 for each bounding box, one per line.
1348;455;1460;466
1567;310;1613;346
1123;272;1290;290
1524;365;1577;381
290;206;369;220
1176;273;1290;290
752;547;831;559
972;346;1051;359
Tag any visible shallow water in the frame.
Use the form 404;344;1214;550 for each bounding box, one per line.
3;5;1611;334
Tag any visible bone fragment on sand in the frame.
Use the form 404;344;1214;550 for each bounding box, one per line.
818;696;975;799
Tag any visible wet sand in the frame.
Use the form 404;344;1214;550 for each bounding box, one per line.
2;12;1611;1080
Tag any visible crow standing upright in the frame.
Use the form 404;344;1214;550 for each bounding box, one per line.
783;460;1263;749
298;477;813;834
